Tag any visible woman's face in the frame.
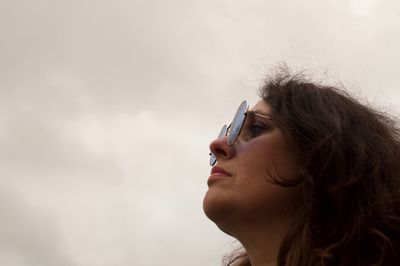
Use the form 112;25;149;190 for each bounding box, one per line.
203;100;302;233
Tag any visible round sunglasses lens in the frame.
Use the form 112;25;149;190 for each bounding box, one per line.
209;124;228;166
218;124;228;139
227;100;248;145
209;154;216;166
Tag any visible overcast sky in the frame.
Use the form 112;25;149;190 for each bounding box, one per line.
1;0;400;265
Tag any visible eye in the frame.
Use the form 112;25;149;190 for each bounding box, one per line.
239;113;273;142
249;124;267;137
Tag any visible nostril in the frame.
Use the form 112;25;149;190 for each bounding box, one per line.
209;144;228;166
209;133;232;163
209;138;227;156
213;147;227;157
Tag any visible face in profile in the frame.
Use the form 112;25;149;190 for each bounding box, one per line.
203;100;303;236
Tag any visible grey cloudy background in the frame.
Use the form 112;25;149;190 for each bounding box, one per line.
0;0;399;265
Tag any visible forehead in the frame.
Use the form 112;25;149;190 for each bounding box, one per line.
249;100;271;114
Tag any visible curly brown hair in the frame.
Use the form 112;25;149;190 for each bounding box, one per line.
226;67;400;266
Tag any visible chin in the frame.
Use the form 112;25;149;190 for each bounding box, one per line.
203;188;236;228
203;193;237;238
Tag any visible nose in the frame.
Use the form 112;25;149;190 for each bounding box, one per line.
209;136;235;165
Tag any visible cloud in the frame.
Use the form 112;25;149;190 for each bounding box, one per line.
0;185;76;266
1;0;400;265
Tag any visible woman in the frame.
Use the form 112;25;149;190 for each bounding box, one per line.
203;68;400;266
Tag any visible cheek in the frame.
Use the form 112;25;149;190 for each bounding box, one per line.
232;153;302;224
238;144;294;181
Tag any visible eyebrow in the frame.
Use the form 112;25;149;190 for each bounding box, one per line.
246;110;271;119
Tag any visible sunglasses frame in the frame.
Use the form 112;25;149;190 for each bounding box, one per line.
209;100;273;166
209;100;248;166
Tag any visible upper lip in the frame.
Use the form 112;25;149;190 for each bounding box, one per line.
211;166;231;176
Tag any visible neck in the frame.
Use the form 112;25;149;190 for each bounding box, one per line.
231;218;291;266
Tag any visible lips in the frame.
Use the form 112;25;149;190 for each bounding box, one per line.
211;166;230;176
208;166;231;186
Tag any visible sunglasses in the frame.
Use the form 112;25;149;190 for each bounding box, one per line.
209;100;271;166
